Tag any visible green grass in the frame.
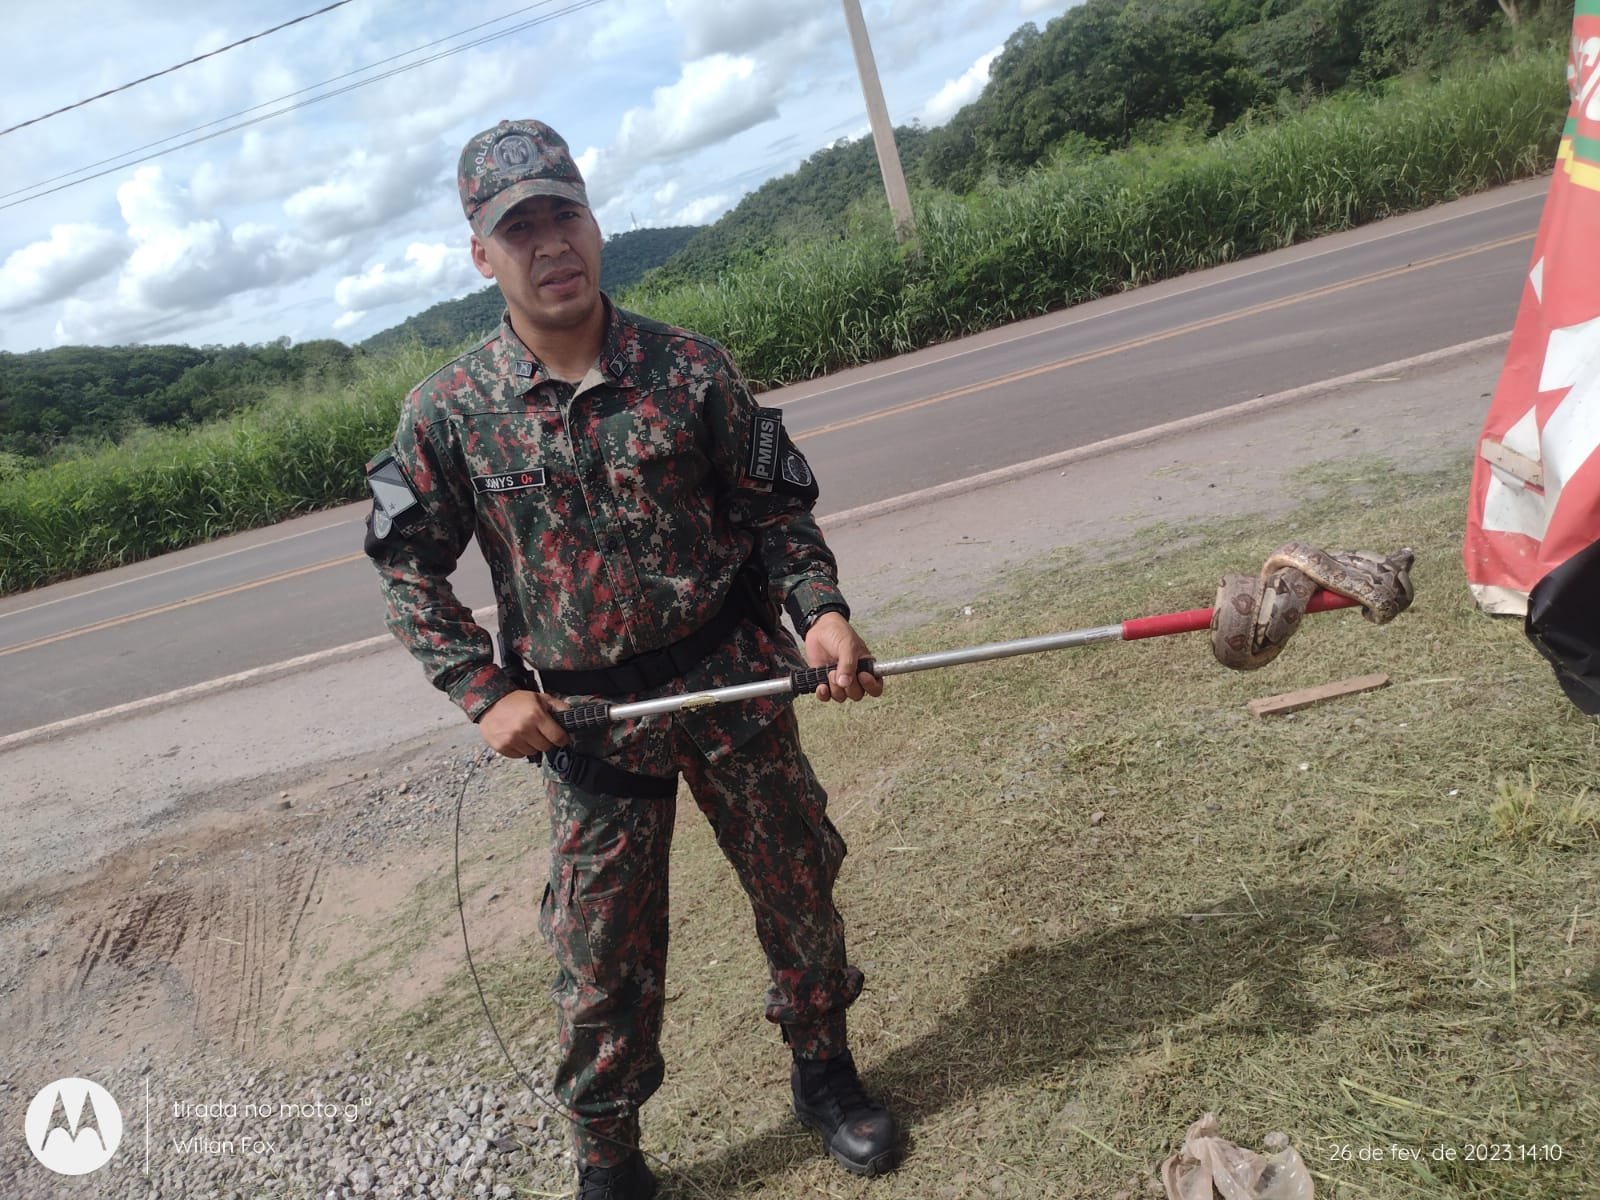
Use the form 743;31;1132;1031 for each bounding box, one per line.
330;453;1598;1198
0;346;437;594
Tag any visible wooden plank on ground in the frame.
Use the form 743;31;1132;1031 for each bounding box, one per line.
1248;672;1392;717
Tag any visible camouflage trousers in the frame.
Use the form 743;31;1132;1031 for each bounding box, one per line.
536;705;865;1168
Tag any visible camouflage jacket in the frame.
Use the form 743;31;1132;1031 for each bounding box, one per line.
364;299;848;762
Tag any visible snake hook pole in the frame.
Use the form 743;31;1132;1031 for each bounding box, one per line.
551;590;1362;733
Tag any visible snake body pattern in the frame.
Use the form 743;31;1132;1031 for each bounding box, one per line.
1210;542;1416;670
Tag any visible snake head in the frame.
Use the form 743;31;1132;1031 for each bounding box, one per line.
1344;546;1416;622
1389;546;1416;609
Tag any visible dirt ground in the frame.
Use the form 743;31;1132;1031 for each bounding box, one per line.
0;730;523;1076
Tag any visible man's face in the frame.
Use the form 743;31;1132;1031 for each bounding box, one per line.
471;194;603;337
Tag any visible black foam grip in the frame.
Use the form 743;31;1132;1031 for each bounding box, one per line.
556;703;612;731
791;657;878;694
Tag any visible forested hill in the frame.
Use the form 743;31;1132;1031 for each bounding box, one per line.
359;224;701;354
0;340;357;464
599;225;702;291
638;0;1508;290
639;129;932;291
357;288;503;357
913;0;1499;187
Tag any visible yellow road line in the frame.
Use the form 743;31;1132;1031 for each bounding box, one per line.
793;231;1533;443
0;513;357;622
0;552;365;659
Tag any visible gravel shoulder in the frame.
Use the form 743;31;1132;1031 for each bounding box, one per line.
0;342;1504;1198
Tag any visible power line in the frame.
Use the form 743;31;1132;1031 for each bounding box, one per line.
0;1;357;138
0;0;605;213
0;0;572;206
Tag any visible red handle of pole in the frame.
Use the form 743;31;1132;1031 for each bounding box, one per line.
1120;589;1360;641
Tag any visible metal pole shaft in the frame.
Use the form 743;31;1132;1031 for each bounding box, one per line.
593;625;1124;723
872;625;1124;676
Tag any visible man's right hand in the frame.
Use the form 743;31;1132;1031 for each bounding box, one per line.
478;689;571;757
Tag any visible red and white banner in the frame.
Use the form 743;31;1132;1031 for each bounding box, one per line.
1464;8;1600;614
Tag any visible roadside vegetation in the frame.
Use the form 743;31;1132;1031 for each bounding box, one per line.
643;0;1540;287
0;349;430;593
0;338;359;464
301;456;1600;1199
628;48;1563;388
0;21;1572;592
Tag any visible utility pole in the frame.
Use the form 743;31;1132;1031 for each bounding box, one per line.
840;0;918;247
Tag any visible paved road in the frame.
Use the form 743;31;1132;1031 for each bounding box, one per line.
0;179;1545;737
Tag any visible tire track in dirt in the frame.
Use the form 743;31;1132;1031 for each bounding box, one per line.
6;834;330;1068
0;731;522;1080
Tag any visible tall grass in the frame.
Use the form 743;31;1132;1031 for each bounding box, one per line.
0;49;1567;595
628;50;1565;387
0;347;437;594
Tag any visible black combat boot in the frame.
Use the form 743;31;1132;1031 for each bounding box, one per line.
791;1050;897;1176
577;1151;658;1200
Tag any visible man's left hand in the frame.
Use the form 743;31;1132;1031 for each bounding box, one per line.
803;612;884;703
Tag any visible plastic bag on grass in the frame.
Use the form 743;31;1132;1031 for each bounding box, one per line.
1161;1112;1314;1200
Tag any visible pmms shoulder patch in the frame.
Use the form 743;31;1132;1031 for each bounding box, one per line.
747;407;782;484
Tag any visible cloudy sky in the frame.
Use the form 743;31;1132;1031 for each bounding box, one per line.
0;0;1067;353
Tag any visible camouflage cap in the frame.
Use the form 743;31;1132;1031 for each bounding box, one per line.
458;119;589;239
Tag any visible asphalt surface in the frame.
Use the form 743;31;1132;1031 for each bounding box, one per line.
0;178;1546;738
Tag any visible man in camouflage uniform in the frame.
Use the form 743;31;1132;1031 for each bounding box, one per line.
364;119;897;1199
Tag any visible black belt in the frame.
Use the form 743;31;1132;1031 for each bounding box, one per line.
525;587;751;698
544;746;678;799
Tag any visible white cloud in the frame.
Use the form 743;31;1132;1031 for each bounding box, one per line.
191;128;332;210
283;144;447;242
882;0;954;55
119;167;187;232
116;170;325;307
1020;0;1067;14
588;54;780;204
663;0;817;58
583;0;665;55
382;50;540;145
51;167;332;344
622;54;779;162
576;147;602;186
672;193;732;225
333;242;480;314
99;48;257;140
332;309;365;332
920;45;1001;126
0;225;128;313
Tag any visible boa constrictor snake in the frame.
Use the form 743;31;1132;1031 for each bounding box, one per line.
1210;541;1416;670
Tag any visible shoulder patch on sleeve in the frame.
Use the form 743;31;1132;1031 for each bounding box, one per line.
781;445;813;489
747;407;783;484
774;430;819;503
366;452;422;539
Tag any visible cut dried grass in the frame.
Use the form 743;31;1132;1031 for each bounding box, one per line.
354;452;1598;1199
